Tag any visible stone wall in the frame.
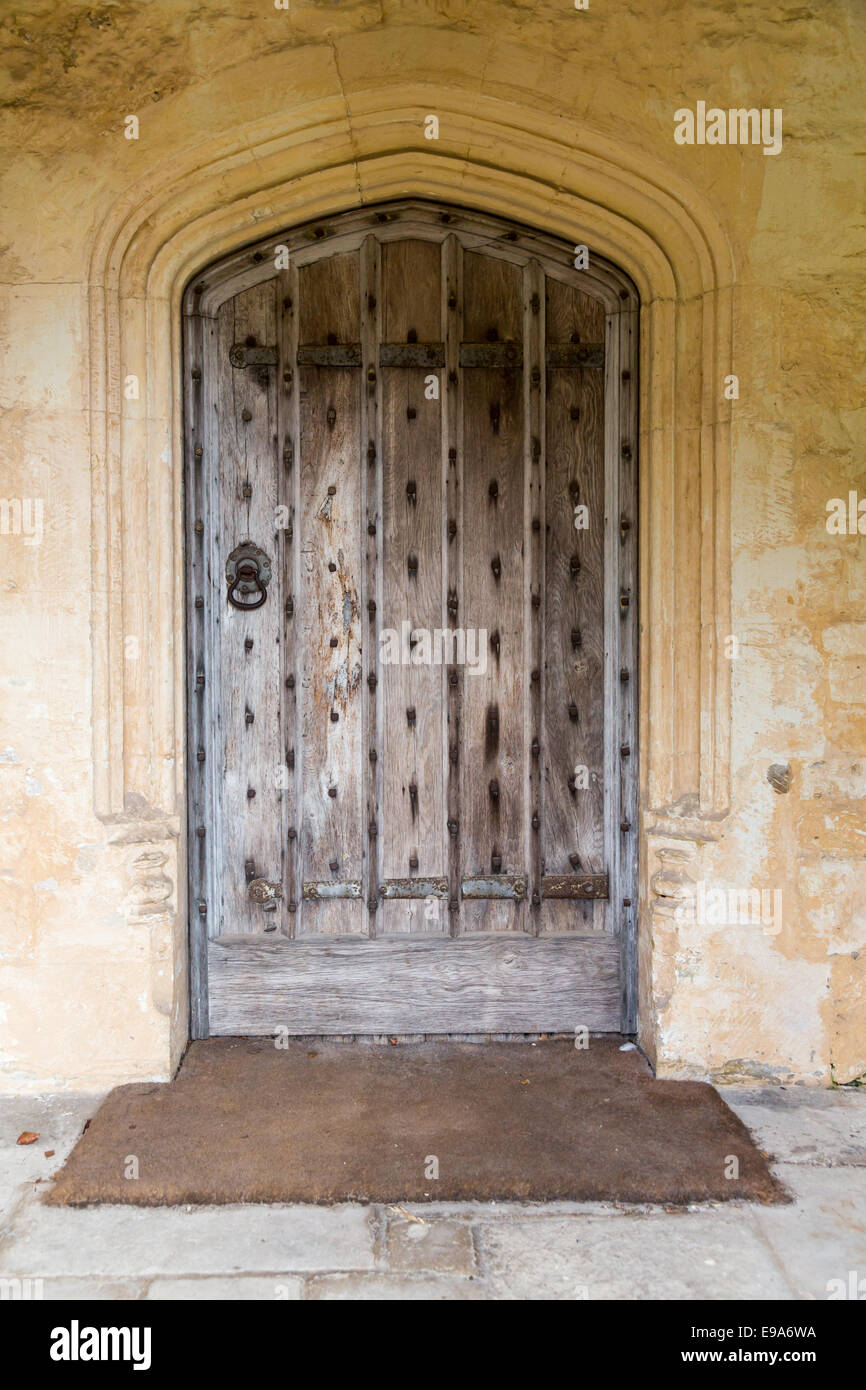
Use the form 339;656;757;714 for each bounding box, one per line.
1;0;863;1089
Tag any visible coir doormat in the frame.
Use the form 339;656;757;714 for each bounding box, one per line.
46;1037;786;1206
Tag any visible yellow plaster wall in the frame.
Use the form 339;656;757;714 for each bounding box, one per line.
1;0;864;1089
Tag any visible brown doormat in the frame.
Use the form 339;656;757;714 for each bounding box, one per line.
45;1037;786;1207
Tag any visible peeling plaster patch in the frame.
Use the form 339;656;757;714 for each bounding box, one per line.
34;878;58;892
24;776;43;797
0;748;18;762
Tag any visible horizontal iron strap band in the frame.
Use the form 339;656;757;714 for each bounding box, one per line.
541;874;609;900
459;343;523;368
546;344;605;369
379;344;446;368
379;878;449;899
461;876;527;900
302;881;362;900
229;344;278;368
297;345;362;366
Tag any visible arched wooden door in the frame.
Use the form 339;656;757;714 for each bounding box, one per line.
184;201;638;1038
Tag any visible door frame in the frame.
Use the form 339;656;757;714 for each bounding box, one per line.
183;198;639;1040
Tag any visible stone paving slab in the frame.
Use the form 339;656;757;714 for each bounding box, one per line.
750;1164;866;1302
0;1202;375;1279
147;1275;304;1300
477;1210;798;1300
724;1087;866;1167
305;1272;487;1300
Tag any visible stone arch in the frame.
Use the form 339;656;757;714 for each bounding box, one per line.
89;94;733;1064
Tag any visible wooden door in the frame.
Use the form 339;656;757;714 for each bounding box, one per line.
185;203;638;1039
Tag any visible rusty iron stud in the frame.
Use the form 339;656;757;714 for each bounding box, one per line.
449;898;459;913
367;367;376;386
330;710;339;723
487;709;499;734
367;599;376;618
447;589;458;618
531;738;540;757
328;786;337;799
367;442;376;466
488;480;498;501
329;636;338;648
532;891;541;907
620;515;632;538
241;409;252;423
198;900;207;916
245;707;254;726
490;631;500;657
491;555;502;580
571;627;582;649
492;852;502;872
568;703;578;722
567;774;576;792
194;519;204;534
407;407;416;420
327;406;337;428
244;637;253;651
447;518;457;540
448;370;458;386
367;521;376;536
570;554;581;576
448;819;459;837
328;561;337;572
197;747;205;763
531;668;540;684
329;858;339;872
486;327;499;342
194;444;203;459
409;853;419;871
489;779;500;801
194;596;203;609
531;437;541;464
449;671;458;687
532;517;540;532
286;674;295;689
367;293;377;310
406;480;417;504
623;897;632;907
449;744;458;765
195;669;205;689
569;853;581;870
367;672;377;690
196;825;205;839
407;707;416;727
247;787;256;800
369;748;378;763
570;405;580;421
448;293;457;309
407;554;418;577
531;812;539;830
531;593;540;609
620;743;631;757
244;859;256;881
531;366;541;388
407;328;418;343
620;667;630;682
569;480;580;500
288;900;297;913
530;292;540;314
285;596;294;618
621;442;632;460
191;367;201;381
288;826;297;840
287;749;294;769
448;446;457;464
620;819;632;832
490;403;500;433
368;821;378;837
368;897;378;913
620;592;630;613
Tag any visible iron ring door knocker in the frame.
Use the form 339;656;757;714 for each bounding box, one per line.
225;542;272;610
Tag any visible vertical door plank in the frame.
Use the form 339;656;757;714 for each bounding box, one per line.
525;261;546;935
443;234;464;938
278;263;300;936
460;252;527;933
542;278;606;932
215;280;283;936
380;240;447;935
297;252;363;935
360;236;382;937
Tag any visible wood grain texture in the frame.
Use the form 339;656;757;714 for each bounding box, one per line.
208;934;622;1034
216;281;283;936
380;240;446;933
297;253;364;935
460;252;526;933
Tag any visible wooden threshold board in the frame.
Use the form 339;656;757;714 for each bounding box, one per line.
208;934;621;1035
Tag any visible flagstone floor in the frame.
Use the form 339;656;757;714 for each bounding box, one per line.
0;1084;863;1300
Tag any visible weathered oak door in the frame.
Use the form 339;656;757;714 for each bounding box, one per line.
185;203;637;1039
